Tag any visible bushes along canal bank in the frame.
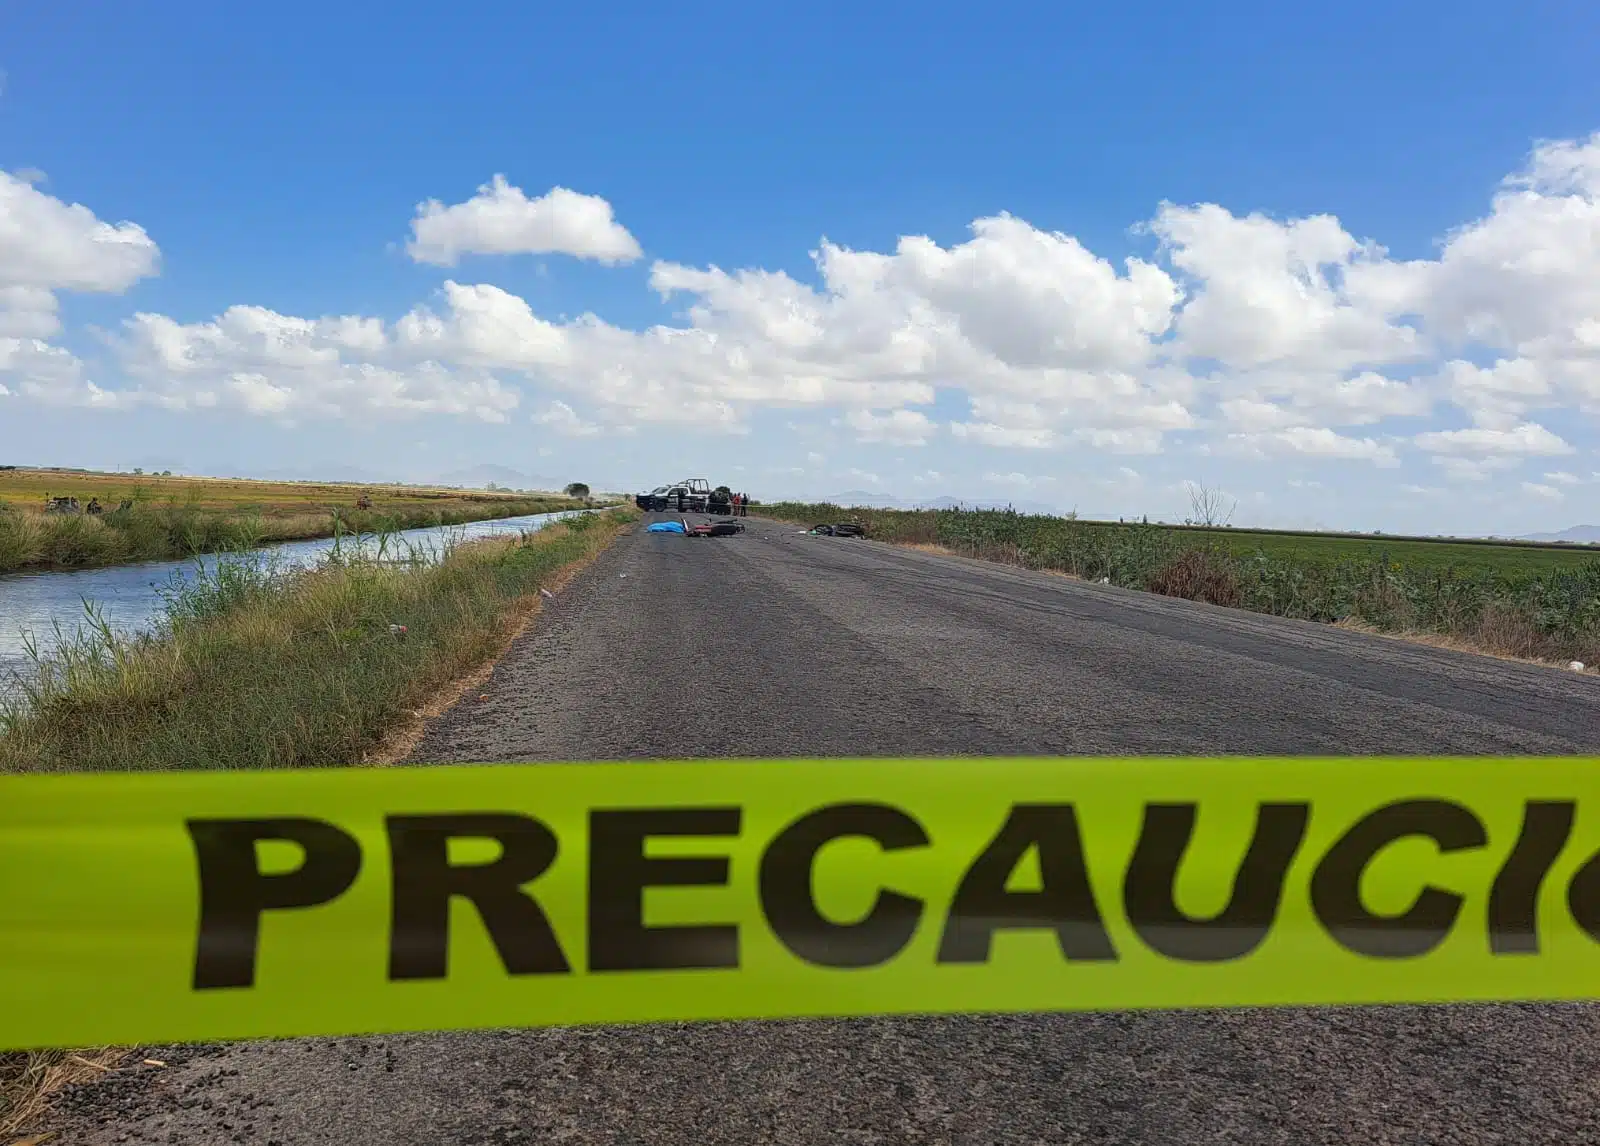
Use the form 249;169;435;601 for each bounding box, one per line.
0;494;596;575
0;509;634;774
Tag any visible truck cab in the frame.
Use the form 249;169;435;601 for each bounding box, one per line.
634;478;714;513
635;485;671;510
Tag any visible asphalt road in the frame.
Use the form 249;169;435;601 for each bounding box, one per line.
53;515;1600;1145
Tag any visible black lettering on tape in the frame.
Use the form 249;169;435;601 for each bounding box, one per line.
187;818;362;990
1488;801;1575;955
936;804;1117;964
1124;803;1310;962
759;803;928;968
386;813;569;981
1566;844;1600;945
588;808;741;972
1310;800;1487;958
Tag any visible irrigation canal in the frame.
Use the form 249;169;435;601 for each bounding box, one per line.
0;508;592;692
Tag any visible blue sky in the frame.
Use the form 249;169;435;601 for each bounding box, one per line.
2;0;1599;533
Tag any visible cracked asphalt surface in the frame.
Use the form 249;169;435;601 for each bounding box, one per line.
50;515;1600;1144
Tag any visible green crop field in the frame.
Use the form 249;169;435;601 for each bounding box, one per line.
761;502;1600;666
1162;526;1599;573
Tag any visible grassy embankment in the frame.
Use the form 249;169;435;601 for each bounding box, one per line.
763;503;1600;668
0;507;636;1134
0;468;600;574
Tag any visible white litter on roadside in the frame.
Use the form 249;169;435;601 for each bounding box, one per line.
1571;660;1587;672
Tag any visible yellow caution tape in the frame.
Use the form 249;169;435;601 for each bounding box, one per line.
3;756;1600;1050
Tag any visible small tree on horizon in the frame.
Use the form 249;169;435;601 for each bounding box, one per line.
1182;480;1237;528
565;481;591;499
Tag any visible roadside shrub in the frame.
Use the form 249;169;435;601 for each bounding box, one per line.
0;512;42;570
38;514;114;567
1146;547;1242;607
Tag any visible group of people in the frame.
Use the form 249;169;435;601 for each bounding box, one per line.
729;491;750;517
42;496;134;515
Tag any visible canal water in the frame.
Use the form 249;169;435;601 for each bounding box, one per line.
0;508;591;691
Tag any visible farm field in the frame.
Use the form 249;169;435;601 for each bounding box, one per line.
1147;525;1597;573
0;468;591;573
761;502;1600;666
0;468;557;517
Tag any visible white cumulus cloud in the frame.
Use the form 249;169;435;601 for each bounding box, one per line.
116;303;521;423
0;171;159;300
843;407;935;445
950;421;1059;449
0;169;160;403
1413;421;1574;457
7;132;1600;506
983;471;1051;487
1152;203;1426;374
1221;427;1399;465
407;176;642;266
533;399;605;437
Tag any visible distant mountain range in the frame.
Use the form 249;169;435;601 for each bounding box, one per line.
1519;525;1600;544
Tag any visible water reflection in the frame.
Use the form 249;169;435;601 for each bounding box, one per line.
0;509;592;686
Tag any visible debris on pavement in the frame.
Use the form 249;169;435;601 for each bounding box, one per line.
689;519;745;537
646;517;744;537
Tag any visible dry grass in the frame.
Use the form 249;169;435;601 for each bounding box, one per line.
1;1049;129;1139
0;467;553;513
361;518;635;766
1334;616;1594;674
1146;547;1243;608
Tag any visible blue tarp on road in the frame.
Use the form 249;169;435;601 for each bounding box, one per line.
646;520;688;534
